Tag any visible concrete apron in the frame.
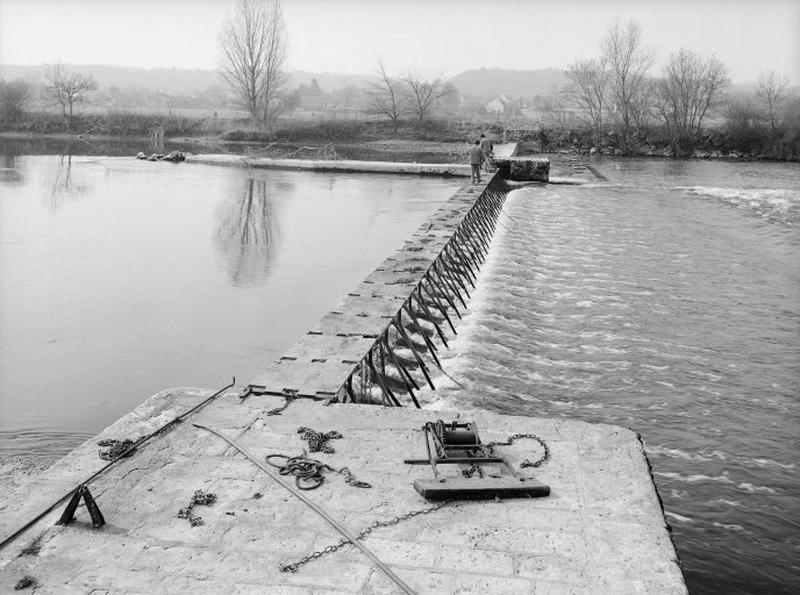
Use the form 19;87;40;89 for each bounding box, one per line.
0;393;685;594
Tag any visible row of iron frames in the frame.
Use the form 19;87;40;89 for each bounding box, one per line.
340;178;508;407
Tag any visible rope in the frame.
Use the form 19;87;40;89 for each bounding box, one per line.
193;423;416;595
265;454;372;490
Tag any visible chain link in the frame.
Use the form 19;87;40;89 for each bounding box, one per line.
338;466;372;489
297;426;343;453
461;463;484;478
281;501;452;573
486;433;550;468
280;431;549;573
266;395;294;416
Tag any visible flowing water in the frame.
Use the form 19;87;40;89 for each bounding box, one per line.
0;147;458;457
1;146;798;592
426;158;800;593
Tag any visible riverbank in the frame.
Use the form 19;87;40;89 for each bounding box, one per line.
2;109;797;162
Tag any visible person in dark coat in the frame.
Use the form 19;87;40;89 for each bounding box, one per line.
468;140;484;183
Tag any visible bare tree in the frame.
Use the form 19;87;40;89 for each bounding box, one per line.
654;48;728;156
0;79;31;124
542;87;574;130
215;177;279;287
601;21;654;153
403;72;452;129
219;0;287;126
367;60;407;132
757;70;790;134
565;58;608;144
43;64;97;125
629;77;656;134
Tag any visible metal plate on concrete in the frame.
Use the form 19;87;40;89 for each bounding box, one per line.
311;311;394;338
362;270;423;286
281;333;376;364
413;477;550;500
350;281;421;299
331;294;405;318
248;359;356;396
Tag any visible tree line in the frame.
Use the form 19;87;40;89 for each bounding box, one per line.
0;63;97;128
1;2;797;161
564;20;797;158
219;0;456;130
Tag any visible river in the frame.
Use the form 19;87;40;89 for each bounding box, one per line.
426;157;800;594
0;143;458;456
1;145;798;593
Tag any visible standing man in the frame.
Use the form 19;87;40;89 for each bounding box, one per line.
479;133;494;171
468;140;484;184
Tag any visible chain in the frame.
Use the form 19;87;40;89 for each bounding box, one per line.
338;466;372;489
97;438;140;461
461;463;484;478
266;395;294;416
486;433;550;468
281;501;452;573
278;431;549;573
297;426;343;453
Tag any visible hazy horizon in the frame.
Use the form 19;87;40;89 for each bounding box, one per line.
0;0;798;85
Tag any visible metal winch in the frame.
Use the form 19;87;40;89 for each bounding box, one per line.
404;420;550;500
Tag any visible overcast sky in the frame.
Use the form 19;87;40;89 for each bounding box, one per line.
0;0;797;83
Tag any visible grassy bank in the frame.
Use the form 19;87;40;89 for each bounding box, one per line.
2;109;798;162
0;110;502;143
0;110;218;138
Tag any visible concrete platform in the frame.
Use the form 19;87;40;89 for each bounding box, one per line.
0;392;685;594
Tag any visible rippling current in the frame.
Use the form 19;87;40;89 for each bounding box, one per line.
427;159;800;594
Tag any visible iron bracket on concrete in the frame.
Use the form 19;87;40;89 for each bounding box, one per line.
56;485;106;529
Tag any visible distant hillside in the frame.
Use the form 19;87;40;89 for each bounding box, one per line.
288;70;377;90
0;64;222;93
449;68;567;98
0;64;376;93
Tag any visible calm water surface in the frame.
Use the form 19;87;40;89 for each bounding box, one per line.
0;150;457;456
426;158;799;594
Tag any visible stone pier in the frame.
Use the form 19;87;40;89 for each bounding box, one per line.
0;394;684;594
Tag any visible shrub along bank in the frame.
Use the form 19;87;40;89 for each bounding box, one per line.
1;110;797;162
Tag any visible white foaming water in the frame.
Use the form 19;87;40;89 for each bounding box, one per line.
675;185;800;224
666;511;695;524
426;161;800;594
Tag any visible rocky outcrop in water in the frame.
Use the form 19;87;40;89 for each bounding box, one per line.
136;150;185;162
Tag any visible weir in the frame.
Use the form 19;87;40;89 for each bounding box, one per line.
0;154;686;594
244;173;508;407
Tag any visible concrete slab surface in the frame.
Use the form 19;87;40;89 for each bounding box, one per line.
281;334;378;365
0;396;684;594
248;359;357;397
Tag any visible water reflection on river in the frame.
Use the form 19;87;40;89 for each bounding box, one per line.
0;150;457;456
